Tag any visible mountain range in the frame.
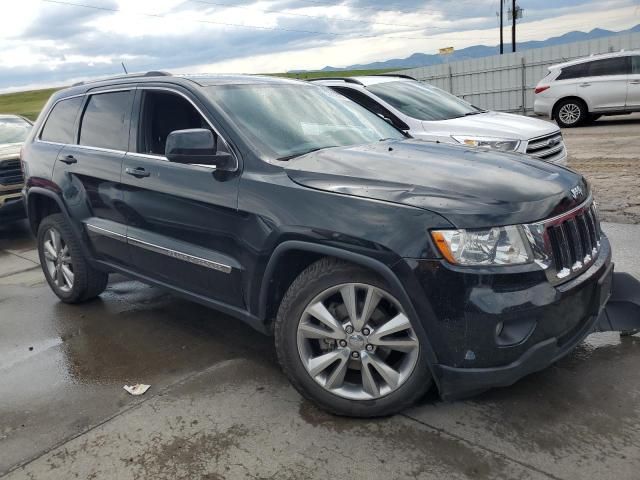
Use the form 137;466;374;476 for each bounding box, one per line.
294;24;640;73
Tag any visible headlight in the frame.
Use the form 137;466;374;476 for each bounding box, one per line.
431;226;532;266
452;136;520;152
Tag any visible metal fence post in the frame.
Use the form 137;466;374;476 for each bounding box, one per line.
521;56;526;116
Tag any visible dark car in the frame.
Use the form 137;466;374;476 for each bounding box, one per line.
21;72;613;417
0;114;32;222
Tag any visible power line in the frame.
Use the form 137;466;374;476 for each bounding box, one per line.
191;0;457;30
39;0;500;41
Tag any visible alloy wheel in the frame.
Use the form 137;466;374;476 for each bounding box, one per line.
296;283;419;400
558;103;581;125
42;227;74;293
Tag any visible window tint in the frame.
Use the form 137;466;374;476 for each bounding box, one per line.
557;63;589;80
333;87;409;130
79;91;133;151
40;97;83;144
587;57;630;76
137;91;214;156
632;56;640;74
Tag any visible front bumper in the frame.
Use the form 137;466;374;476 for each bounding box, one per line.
397;235;613;400
0;190;25;221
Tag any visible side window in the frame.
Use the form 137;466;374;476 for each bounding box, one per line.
557;63;589;80
632;56;640;74
587;57;630;77
40;97;83;144
79;91;133;151
136;90;216;157
333;87;409;131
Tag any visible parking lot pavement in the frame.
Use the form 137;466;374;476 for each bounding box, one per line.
1;219;639;480
563;113;640;224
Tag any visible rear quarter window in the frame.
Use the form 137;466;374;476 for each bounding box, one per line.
79;91;133;151
40;96;83;144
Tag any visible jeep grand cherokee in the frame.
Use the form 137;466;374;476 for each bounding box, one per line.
21;73;613;417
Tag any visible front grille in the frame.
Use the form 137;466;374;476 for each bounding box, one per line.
526;132;566;163
543;200;601;282
0;159;23;186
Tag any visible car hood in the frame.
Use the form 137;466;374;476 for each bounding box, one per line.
284;140;588;229
421;111;559;141
0;143;22;161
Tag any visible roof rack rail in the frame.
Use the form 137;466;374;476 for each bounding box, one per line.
306;77;364;85
372;74;417;80
72;71;172;87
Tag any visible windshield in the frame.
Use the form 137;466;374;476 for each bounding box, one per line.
0;116;32;145
205;84;404;160
367;81;480;121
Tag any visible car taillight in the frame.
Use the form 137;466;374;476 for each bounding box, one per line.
535;86;550;94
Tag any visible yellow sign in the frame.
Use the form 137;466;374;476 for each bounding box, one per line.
439;47;454;55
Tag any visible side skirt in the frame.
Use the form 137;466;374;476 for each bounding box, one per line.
95;259;270;335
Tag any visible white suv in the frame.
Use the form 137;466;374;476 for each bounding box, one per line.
313;75;567;165
534;50;640;128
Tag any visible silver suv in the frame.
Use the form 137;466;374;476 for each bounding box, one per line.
534;50;640;127
313;75;568;165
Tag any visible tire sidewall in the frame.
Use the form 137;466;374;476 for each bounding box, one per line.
276;263;433;417
37;215;84;302
555;99;586;128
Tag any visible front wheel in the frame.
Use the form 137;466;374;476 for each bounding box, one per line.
275;258;433;417
554;99;587;128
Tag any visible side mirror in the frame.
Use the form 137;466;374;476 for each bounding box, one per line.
165;128;235;170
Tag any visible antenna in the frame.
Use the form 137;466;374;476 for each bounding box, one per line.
121;62;128;74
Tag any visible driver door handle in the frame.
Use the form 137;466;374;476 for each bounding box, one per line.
59;155;77;165
125;167;150;178
579;83;591;87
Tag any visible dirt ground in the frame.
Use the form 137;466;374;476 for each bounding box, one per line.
563;113;640;224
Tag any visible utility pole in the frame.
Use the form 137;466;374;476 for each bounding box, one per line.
499;0;504;54
511;0;517;52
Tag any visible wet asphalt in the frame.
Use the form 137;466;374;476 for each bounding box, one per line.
1;219;639;480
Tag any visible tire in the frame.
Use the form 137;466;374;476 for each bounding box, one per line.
37;213;109;303
554;98;587;128
274;258;433;417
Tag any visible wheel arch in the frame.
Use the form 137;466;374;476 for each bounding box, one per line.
258;240;441;376
26;187;91;258
552;95;590;118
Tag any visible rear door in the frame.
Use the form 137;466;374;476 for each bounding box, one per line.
626;55;640;110
53;87;135;265
120;86;244;308
577;56;630;111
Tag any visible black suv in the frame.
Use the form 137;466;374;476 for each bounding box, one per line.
22;73;613;417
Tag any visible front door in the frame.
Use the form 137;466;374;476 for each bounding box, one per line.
51;88;134;266
120;86;244;308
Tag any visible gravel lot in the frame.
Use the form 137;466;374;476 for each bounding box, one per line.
564;113;640;224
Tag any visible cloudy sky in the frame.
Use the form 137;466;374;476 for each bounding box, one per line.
0;0;638;92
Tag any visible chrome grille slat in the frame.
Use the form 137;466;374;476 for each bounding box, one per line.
526;132;566;163
0;159;23;186
526;196;602;285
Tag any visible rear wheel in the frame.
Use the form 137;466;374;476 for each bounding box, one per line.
38;214;108;303
554;99;587;128
275;258;433;417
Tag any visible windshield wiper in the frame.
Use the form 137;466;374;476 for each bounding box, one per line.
464;110;485;116
277;145;339;161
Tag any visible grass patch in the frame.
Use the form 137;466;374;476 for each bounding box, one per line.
0;88;60;121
